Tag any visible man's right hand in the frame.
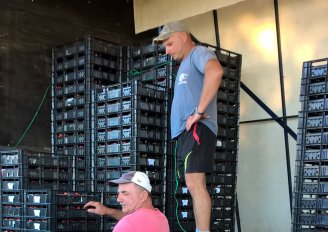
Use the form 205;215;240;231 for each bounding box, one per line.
84;201;109;216
84;201;125;220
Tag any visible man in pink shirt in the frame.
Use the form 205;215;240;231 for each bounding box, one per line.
84;171;170;232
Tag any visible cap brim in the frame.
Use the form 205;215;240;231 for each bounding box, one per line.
109;179;131;184
152;32;173;45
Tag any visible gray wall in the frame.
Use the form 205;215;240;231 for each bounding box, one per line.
0;0;156;148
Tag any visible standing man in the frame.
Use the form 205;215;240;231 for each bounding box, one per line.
153;21;223;232
84;171;169;232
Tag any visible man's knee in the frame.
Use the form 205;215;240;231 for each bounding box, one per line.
185;173;207;194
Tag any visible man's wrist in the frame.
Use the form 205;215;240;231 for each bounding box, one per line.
195;106;205;116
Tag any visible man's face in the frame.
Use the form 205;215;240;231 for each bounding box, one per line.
163;32;184;61
117;183;144;214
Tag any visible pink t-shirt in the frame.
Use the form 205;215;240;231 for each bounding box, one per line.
113;208;169;232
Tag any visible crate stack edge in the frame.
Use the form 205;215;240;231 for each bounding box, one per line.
293;58;328;232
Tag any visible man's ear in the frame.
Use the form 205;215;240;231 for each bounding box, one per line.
140;190;149;202
181;32;189;42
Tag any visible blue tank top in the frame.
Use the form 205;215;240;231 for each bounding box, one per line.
170;46;218;139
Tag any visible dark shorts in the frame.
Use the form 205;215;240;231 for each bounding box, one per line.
176;122;216;178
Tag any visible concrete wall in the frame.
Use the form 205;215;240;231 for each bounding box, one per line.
0;0;155;149
180;0;328;231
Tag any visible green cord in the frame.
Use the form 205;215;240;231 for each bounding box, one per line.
174;141;187;232
127;61;174;79
14;84;51;148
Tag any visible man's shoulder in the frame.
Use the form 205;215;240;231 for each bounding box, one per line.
193;45;217;58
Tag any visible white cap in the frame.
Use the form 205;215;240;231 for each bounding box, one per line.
109;171;152;192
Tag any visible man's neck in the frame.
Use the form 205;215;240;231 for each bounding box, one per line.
182;42;196;61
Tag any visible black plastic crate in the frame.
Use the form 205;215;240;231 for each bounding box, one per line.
176;197;193;208
166;202;194;221
94;181;117;192
1;190;24;204
217;127;238;140
63;70;86;82
302;98;328;112
214;151;237;162
56;191;101;205
217;102;239;116
96;139;165;155
1;204;24;217
95;80;166;102
25;218;55;232
219;78;239;94
103;193;120;206
25;190;55;205
215;49;242;76
1;179;23;191
26;205;52;218
0;148;51;166
95;152;163;169
59;144;88;156
217;91;239;104
169;220;196;232
92;56;120;70
1;217;23;230
73;155;91;169
222;66;240;80
300;115;328;129
54;40;85;58
300;79;328;96
166;182;189;196
212;207;234;219
217;114;238;128
121;139;164;154
302;149;328;161
212;197;234;208
131;44;163;58
0;169;64;190
216;139;238;151
54;36;121;59
122;110;166;127
115;98;165;114
213;162;236;174
0;166;22;179
301;182;328;194
211;219;234;231
206;174;235;185
304;132;328;145
303;165;328;177
90;69;120;83
210;185;235;196
74;181;92;192
302;59;328;79
122;153;163;168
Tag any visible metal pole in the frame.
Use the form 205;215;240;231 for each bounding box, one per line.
274;0;293;216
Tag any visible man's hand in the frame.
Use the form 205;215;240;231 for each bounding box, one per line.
84;201;109;216
84;201;125;220
186;113;209;131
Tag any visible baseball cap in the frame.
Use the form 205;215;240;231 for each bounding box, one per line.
153;21;189;45
109;171;152;192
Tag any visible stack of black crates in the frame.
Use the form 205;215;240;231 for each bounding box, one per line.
1;35;241;231
293;58;328;231
0;148;101;231
166;46;241;232
89;43;172;230
52;36;125;192
91;81;169;229
128;44;173;88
